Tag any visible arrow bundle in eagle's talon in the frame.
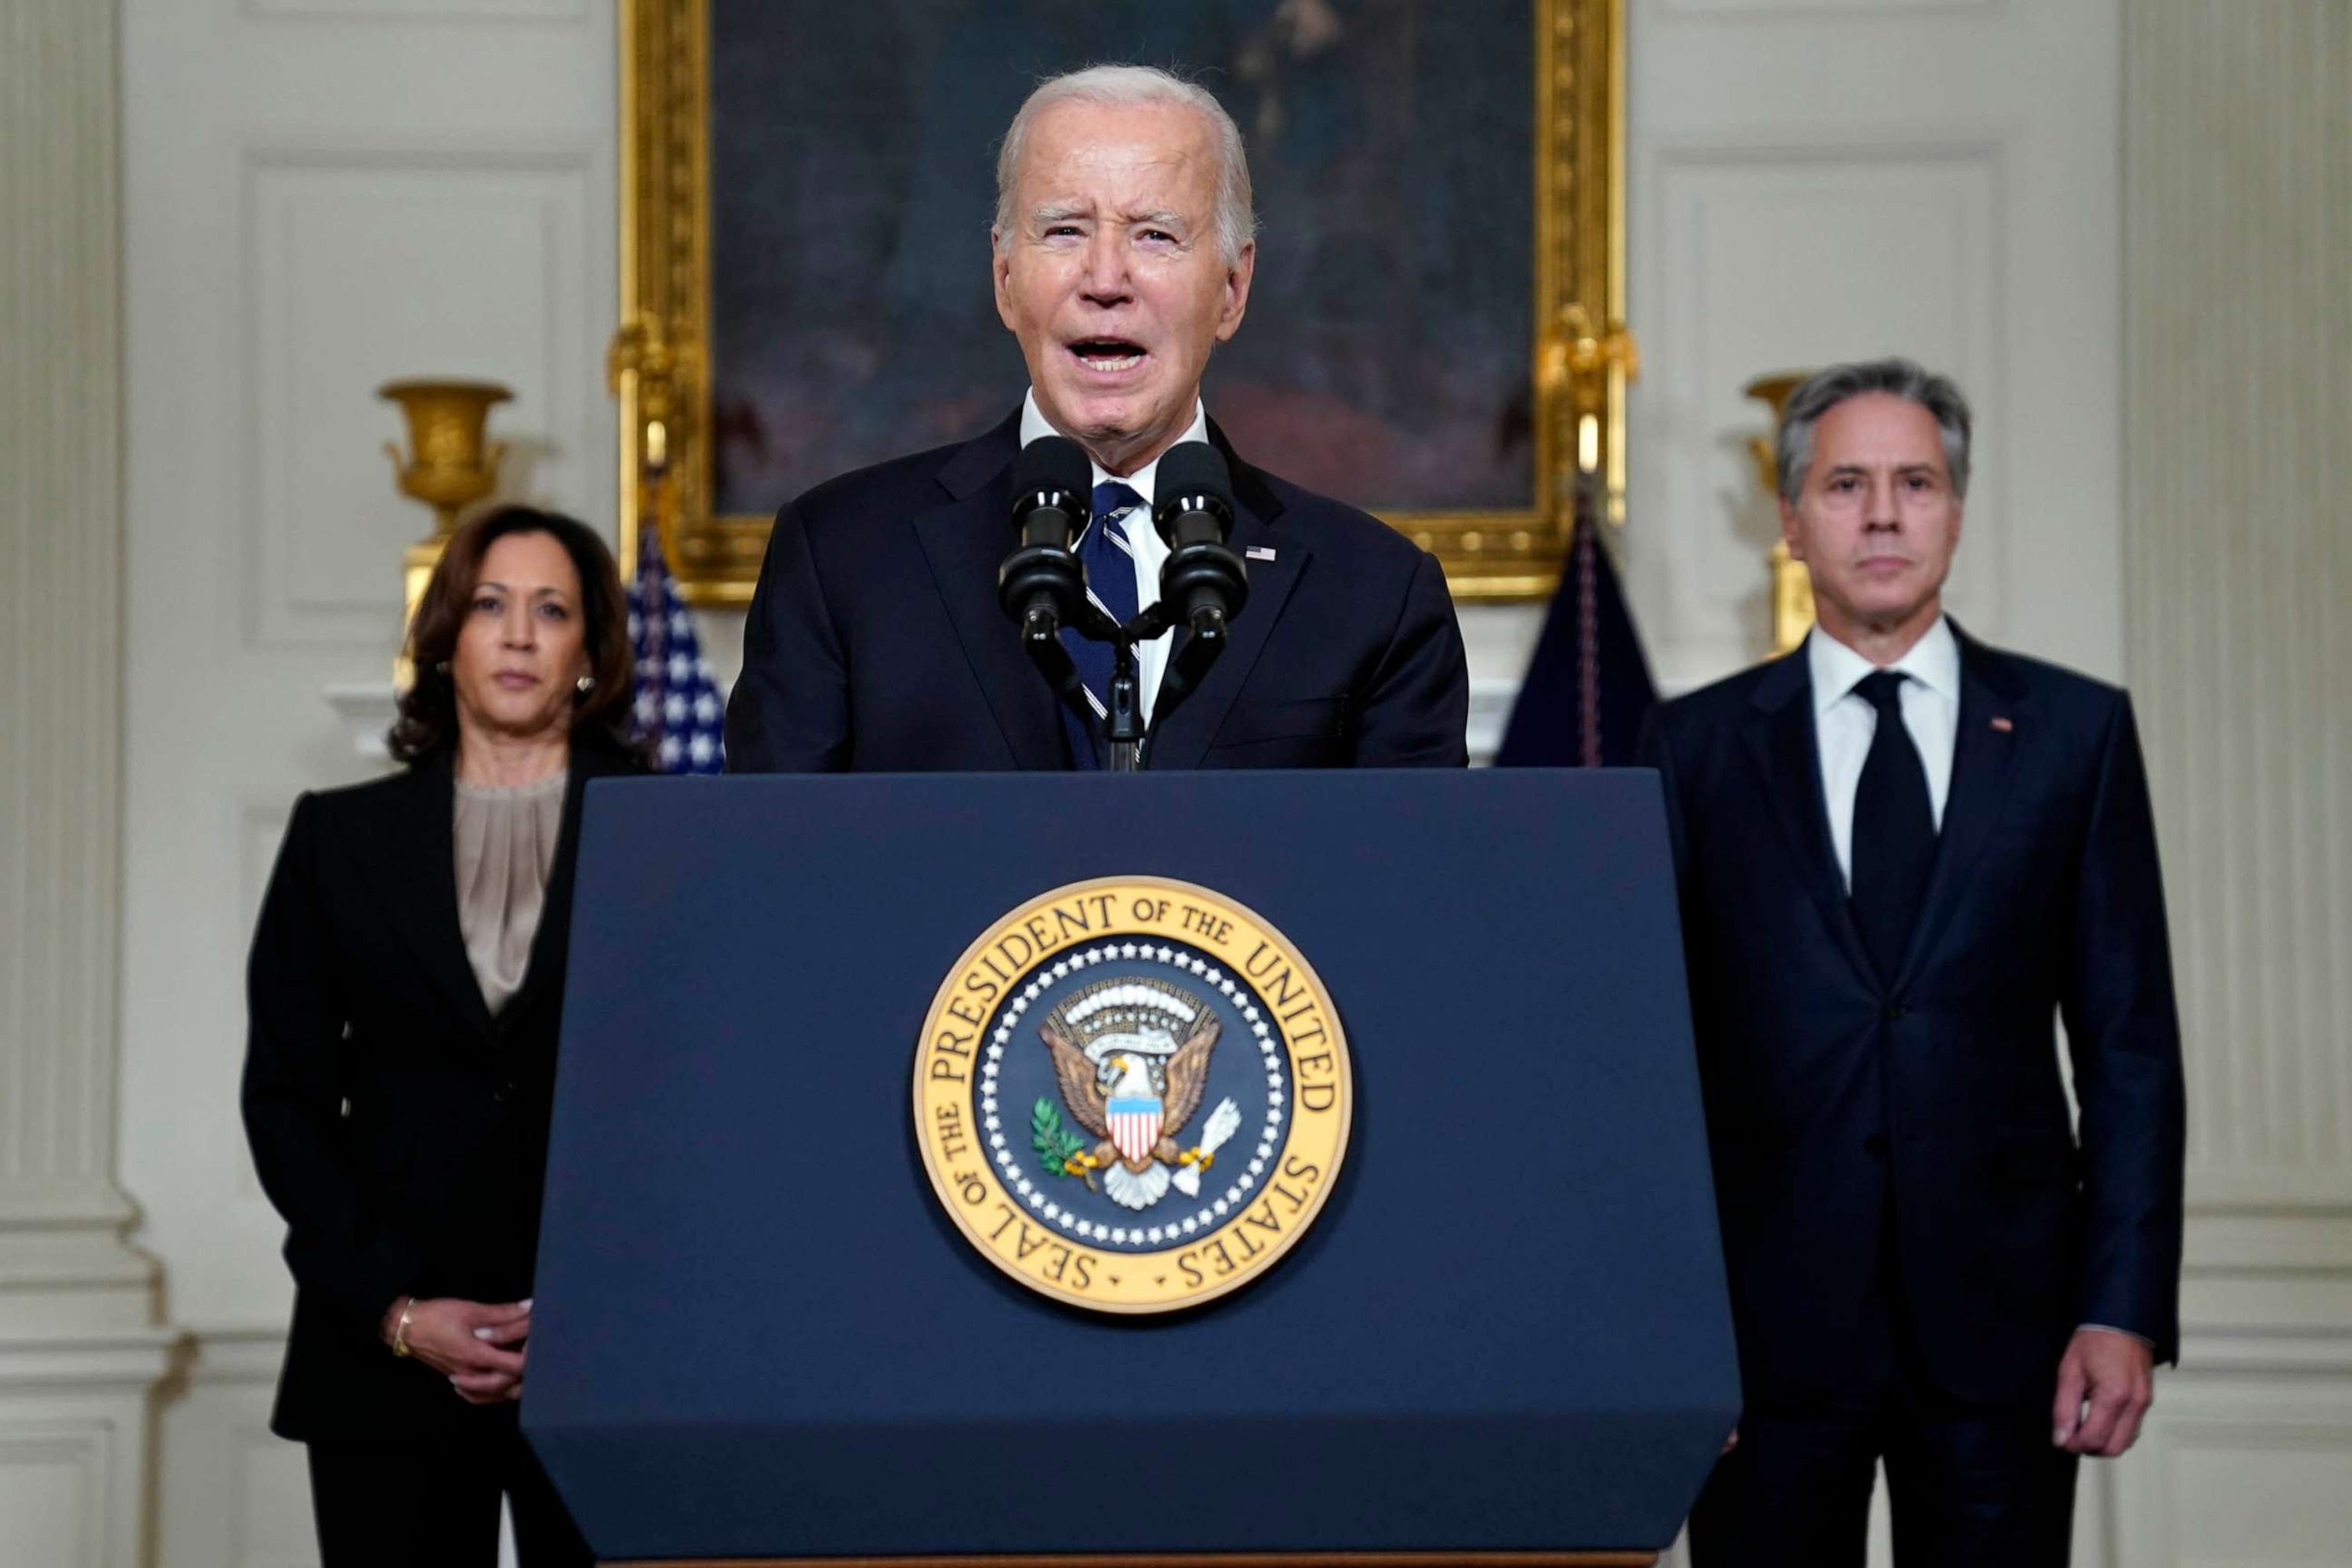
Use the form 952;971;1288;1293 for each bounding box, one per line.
1172;1098;1243;1197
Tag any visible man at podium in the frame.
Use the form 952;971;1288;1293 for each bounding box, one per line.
724;65;1468;773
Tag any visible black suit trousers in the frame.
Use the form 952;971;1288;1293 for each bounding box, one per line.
306;1419;589;1568
1687;1210;2079;1568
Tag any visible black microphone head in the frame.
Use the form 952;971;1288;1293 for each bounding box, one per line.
1150;440;1233;543
1011;436;1092;518
1001;436;1090;631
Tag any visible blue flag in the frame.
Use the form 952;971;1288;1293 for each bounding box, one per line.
627;523;727;774
1494;506;1657;769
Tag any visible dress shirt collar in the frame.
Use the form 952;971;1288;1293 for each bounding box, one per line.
1808;613;1960;714
1018;390;1208;511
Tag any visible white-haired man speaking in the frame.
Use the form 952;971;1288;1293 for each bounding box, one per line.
726;65;1468;773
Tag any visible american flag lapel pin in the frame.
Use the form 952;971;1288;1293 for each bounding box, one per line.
1990;716;2014;733
1246;545;1277;562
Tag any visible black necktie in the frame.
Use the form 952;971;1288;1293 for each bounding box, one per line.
1848;670;1936;985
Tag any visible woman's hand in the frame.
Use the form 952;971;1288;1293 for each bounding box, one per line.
382;1296;533;1404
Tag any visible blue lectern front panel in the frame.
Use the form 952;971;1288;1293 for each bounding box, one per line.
528;769;1736;1558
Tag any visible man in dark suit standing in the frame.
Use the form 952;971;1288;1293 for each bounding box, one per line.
1643;359;2185;1565
724;64;1468;773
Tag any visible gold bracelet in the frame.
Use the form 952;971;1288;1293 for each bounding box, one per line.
390;1296;416;1358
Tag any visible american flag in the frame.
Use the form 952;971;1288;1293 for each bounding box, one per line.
627;522;726;774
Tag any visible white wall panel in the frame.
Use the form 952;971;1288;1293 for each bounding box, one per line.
2125;0;2352;1213
153;1333;316;1568
244;149;595;646
247;0;586;19
2109;1366;2352;1568
0;1429;100;1568
1628;0;2122;688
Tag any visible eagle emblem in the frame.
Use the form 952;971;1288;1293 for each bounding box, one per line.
1036;978;1243;1210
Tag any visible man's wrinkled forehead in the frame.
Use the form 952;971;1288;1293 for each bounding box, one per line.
1014;102;1216;202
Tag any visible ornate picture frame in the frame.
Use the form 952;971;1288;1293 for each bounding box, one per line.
616;0;1628;605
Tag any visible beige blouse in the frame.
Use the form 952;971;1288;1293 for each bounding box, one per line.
453;769;568;1014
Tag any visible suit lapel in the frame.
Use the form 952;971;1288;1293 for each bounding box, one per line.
1895;629;2026;984
1739;648;1877;984
911;413;1068;769
352;751;498;1039
1142;422;1306;770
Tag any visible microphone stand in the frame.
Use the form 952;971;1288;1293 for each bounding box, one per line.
1050;600;1202;773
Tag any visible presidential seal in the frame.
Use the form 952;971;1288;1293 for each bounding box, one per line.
913;877;1351;1313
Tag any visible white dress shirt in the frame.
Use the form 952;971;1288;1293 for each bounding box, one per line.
1019;392;1207;727
1808;615;1961;892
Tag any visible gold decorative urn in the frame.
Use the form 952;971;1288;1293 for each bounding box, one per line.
379;377;511;681
1743;371;1815;655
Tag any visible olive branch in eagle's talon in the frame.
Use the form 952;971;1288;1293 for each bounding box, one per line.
1031;1099;1099;1188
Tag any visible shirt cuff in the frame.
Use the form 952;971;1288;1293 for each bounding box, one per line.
2077;1323;2154;1348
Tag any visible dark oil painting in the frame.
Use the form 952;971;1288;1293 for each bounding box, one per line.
710;0;1534;518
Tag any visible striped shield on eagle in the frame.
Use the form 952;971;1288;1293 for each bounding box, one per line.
1106;1091;1163;1165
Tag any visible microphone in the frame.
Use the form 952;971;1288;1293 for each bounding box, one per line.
1149;440;1249;641
998;436;1092;645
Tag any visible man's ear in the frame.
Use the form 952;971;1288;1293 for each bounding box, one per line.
1214;240;1256;344
991;234;1017;332
1778;496;1805;561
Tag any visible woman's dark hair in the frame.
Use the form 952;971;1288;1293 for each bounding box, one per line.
388;505;637;763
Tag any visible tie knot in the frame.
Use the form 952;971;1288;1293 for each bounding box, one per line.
1092;481;1146;521
1853;669;1907;714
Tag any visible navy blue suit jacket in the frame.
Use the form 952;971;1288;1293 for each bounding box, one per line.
1641;629;2185;1410
724;412;1468;772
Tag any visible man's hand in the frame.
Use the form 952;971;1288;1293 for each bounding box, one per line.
2052;1327;2154;1456
381;1297;533;1405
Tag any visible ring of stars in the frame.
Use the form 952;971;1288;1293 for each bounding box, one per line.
977;941;1288;1253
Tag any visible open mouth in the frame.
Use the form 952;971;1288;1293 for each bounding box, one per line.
1068;338;1147;374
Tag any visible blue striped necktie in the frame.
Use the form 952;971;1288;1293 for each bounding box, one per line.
1059;482;1146;767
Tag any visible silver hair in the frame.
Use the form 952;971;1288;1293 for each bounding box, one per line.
992;64;1259;267
1775;358;1973;506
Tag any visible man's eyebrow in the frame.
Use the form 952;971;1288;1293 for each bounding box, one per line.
1031;204;1089;226
1128;210;1187;229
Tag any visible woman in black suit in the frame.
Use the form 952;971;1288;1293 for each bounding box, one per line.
243;505;645;1566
